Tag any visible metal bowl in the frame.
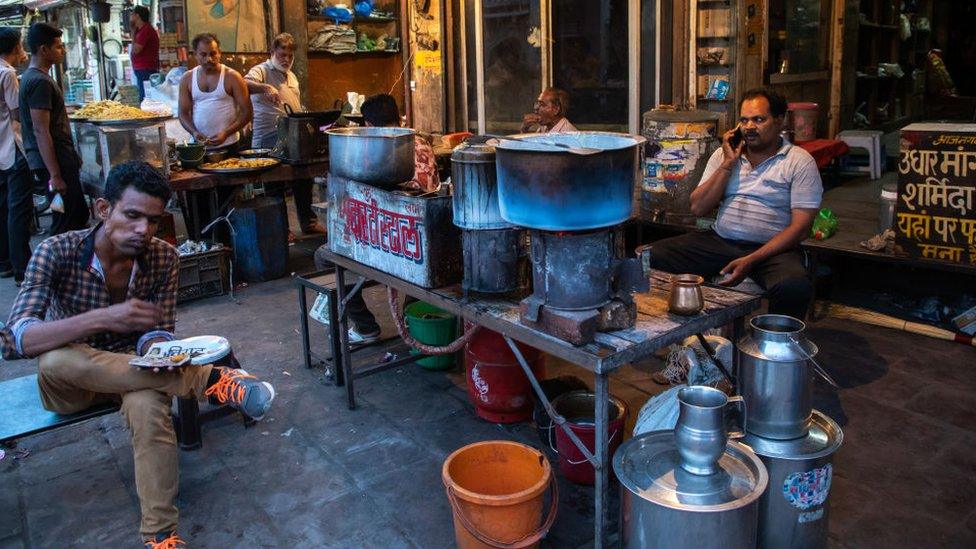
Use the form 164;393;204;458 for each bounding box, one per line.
326;127;416;188
203;149;229;164
493;132;646;231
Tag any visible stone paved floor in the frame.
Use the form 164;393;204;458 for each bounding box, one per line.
2;230;976;548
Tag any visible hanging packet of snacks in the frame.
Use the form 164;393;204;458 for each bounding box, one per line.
811;208;838;240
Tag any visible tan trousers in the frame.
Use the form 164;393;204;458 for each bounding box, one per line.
37;344;214;537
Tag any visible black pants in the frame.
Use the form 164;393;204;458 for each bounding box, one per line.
32;163;89;235
313;244;380;333
256;131;317;229
649;230;812;319
0;151;33;278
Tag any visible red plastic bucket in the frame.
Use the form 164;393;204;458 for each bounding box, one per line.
550;390;629;485
788;102;819;143
465;325;546;423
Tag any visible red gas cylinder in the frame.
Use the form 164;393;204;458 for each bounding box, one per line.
465;325;546;423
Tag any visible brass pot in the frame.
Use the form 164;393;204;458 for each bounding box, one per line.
669;274;705;315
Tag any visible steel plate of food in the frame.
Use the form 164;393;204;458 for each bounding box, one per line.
198;157;281;173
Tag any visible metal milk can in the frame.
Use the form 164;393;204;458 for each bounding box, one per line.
744;410;844;548
737;315;820;440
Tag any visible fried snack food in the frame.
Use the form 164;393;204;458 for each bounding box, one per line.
200;158;278;170
72;100;154;121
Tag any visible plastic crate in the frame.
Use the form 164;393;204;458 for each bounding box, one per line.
177;249;229;303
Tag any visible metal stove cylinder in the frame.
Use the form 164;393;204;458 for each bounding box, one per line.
744;410;842;549
451;139;512;230
530;229;614;311
462;228;525;293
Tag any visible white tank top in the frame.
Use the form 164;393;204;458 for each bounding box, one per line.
191;65;239;148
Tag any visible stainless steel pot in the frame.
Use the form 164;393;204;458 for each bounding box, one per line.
744;410;843;549
326;127;416;187
451;138;511;229
737;314;819;440
493;132;646;231
615;431;768;549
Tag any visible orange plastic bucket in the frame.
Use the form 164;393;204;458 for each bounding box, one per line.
442;441;559;548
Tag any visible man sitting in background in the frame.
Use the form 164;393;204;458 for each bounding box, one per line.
0;161;275;548
519;87;577;133
650;88;822;320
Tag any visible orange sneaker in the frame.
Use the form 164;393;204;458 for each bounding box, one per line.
204;368;276;421
144;531;186;548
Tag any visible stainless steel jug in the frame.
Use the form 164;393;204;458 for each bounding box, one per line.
737;315;819;440
675;386;746;475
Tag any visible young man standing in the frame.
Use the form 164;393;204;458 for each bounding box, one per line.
0;27;32;286
0;161;276;548
129;4;160;103
19;22;89;235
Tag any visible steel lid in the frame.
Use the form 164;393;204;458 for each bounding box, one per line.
451;137;495;163
744;410;843;460
613;430;768;512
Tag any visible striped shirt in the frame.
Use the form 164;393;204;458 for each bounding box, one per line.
702;140;823;243
0;225;179;359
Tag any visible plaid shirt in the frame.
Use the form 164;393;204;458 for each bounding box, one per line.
1;225;179;359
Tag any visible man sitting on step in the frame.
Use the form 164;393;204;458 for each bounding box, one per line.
0;160;276;548
650;88;823;320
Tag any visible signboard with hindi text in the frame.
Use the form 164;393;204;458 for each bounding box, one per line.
896;123;976;266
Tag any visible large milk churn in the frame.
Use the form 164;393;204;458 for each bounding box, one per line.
737;315;819;440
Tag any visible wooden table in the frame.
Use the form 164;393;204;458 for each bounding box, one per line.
172;161;327;239
314;249;761;547
168;161;328;192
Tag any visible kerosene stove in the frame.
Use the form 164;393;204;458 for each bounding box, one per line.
491;131;649;345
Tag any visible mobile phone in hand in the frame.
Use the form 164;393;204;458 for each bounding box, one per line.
728;126;744;150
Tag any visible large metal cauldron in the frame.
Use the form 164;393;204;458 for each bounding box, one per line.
326;127;415;188
744;410;843;549
615;431;768;549
493;132;646;230
738;315;818;440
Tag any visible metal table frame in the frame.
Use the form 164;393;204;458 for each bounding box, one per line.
314;249;761;547
294;270;433;393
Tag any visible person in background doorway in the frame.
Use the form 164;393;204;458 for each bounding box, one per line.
519;87;577;133
0;27;32;286
649;88;822;320
20;22;89;235
360;93;439;193
129;4;160;103
178;33;251;150
245;32;325;238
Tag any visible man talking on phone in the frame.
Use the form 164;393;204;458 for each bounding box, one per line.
650;88;822;319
